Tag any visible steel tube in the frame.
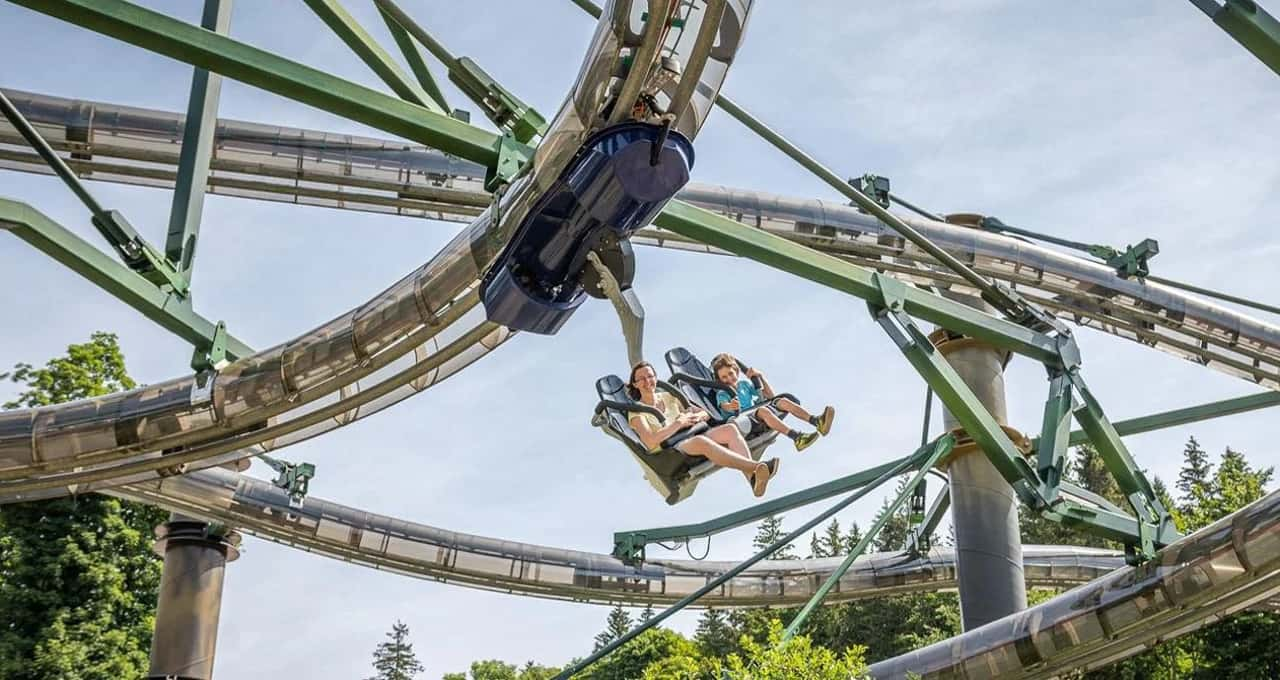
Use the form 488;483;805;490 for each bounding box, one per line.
147;518;240;680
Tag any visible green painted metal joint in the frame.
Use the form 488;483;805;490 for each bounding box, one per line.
1095;238;1159;279
485;134;533;192
260;453;316;507
0;198;251;361
450;57;548;144
92;210;191;295
191;320;229;372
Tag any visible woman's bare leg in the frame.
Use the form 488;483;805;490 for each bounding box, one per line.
707;424;752;458
775;397;813;422
679;435;763;476
705;424;757;481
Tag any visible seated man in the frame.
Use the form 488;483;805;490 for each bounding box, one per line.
711;353;834;452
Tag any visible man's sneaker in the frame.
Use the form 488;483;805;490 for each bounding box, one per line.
794;431;819;452
815;406;835;436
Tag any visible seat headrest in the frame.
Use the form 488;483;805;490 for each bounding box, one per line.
596;374;629;401
665;347;710;379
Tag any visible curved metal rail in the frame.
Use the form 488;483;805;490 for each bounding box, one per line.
107;465;1123;608
868;486;1280;679
0;0;751;500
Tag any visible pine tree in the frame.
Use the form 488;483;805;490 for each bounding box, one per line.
0;332;169;680
845;522;864;553
753;515;797;559
694;608;736;658
822;519;846;556
593;605;634;651
1177;436;1212;499
638;604;655;623
366;620;424;680
809;531;826;558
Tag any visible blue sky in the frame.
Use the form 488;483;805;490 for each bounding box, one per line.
2;1;1280;678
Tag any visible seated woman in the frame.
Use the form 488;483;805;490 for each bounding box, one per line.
627;361;780;497
711;353;835;452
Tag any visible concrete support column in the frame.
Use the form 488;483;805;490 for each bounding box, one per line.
147;516;240;680
932;213;1027;632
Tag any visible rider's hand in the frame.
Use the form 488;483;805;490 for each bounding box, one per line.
688;408;709;423
725;398;741;412
746;368;762;379
676;412;699;427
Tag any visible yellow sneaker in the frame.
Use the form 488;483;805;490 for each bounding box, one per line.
815;406;835;436
794;431;819;452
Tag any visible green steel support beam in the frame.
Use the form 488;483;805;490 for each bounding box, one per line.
612;452;922;564
1063;390;1280;446
11;0;502;167
555;442;938;680
653;200;1062;365
165;0;232;276
0;198;252;361
867;273;1044;504
1068;371;1178;557
301;0;443;113
1036;373;1073;504
1192;0;1280;77
377;5;450;112
783;437;952;641
372;0;547;144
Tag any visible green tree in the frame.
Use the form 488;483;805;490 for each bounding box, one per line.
1176;436;1211;499
723;620;868;679
809;531;826;559
581;627;697;680
593;605;634;651
694;608;736;658
844;522;864;553
367;620;424;680
443;660;560;680
515;661;560;680
0;332;168;680
752;515;797;559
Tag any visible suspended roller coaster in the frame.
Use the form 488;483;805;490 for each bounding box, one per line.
3;1;1280;678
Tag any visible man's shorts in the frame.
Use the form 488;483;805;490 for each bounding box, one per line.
731;401;783;438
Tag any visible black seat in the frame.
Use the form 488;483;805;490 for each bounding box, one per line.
592;375;716;505
663;347;789;453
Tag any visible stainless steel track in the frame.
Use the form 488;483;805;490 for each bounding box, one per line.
107;465;1124;608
